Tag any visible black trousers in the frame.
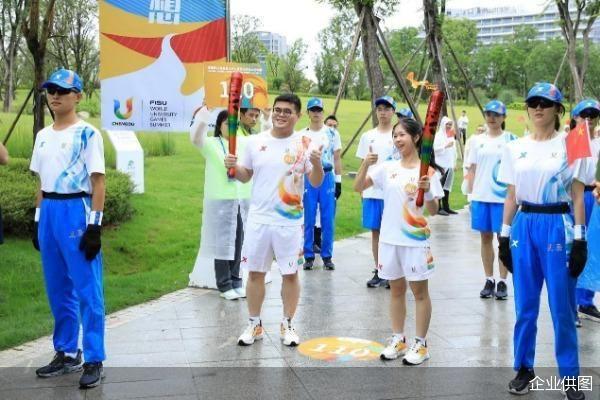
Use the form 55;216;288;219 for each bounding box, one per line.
214;207;243;292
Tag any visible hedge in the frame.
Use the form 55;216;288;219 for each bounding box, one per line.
0;159;135;237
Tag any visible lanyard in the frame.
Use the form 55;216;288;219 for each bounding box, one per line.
218;137;227;156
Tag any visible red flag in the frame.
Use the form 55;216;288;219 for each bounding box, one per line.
566;120;592;165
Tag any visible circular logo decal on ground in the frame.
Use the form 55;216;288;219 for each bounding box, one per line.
298;337;384;362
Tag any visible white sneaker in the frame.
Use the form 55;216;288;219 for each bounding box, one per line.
380;336;408;360
402;339;430;365
234;287;246;298
280;323;300;346
220;289;241;301
237;322;264;346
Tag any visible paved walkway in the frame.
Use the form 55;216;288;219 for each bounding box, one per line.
1;210;599;399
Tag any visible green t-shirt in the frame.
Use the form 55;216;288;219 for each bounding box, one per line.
201;137;251;200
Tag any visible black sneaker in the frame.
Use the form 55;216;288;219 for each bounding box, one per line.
508;367;535;395
36;350;83;378
323;258;335;270
576;317;582;328
564;386;586;400
437;209;449;216
480;279;495;298
445;208;458;215
496;281;508;300
367;270;384;288
578;305;600;322
303;259;314;271
384;280;390;289
79;362;104;389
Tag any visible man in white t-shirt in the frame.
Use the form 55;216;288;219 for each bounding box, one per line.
225;93;324;347
302;98;343;271
356;95;397;288
458;110;469;145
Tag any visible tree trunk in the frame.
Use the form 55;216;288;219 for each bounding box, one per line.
423;0;446;109
355;3;384;126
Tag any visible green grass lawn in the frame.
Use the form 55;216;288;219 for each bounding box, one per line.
0;92;528;350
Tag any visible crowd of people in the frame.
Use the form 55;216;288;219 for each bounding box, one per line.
1;67;598;399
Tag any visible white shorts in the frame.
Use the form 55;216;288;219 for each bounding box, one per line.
241;221;304;275
377;242;435;281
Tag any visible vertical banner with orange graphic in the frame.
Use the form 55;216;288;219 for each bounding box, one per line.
99;0;227;131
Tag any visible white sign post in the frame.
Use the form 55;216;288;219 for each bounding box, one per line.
105;130;145;194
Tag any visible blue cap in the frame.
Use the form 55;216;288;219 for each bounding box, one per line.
571;98;600;118
42;68;83;92
307;97;324;110
525;82;563;104
396;107;414;119
483;100;507;116
375;95;396;110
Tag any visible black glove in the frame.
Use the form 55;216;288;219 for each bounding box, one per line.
568;239;587;278
79;224;102;260
32;222;40;251
498;236;513;273
335;182;342;200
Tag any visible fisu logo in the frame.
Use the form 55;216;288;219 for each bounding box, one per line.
114;98;133;120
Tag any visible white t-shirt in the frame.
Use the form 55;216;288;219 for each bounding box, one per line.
304;125;341;171
468;131;517;203
356;127;395;199
498;133;586;204
458;116;469;130
241;130;313;226
572;137;600;185
368;161;444;247
30;120;105;194
433;117;457;170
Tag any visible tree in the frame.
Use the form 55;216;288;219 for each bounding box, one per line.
22;0;57;139
265;52;284;91
230;15;266;64
317;0;400;124
281;39;307;92
48;0;99;98
0;0;25;112
555;0;600;101
442;18;477;101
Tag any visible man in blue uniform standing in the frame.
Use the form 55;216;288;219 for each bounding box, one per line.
303;98;342;270
30;68;106;389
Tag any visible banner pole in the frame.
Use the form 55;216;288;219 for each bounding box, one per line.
226;0;231;62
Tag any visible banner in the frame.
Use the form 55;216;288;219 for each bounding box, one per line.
99;0;227;131
203;62;268;109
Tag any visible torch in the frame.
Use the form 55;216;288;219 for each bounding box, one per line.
227;72;243;178
416;90;445;207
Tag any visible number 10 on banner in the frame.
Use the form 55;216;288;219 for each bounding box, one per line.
203;62;268;109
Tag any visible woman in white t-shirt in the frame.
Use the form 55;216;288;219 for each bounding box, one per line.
354;118;444;366
467;100;517;300
433;117;458;215
497;83;588;399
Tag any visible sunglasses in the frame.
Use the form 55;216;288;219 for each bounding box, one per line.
579;109;600;119
46;86;75;96
526;98;556;109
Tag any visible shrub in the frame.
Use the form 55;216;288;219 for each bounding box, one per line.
0;159;135;237
498;89;517;106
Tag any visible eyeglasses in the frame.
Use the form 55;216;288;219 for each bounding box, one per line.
273;107;295;116
46;86;75;96
526;98;555;109
579;109;600;119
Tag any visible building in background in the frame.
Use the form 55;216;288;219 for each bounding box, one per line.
254;31;288;57
447;5;600;45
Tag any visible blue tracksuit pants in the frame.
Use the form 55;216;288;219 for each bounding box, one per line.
38;197;106;362
576;190;596;306
303;171;335;260
511;208;579;378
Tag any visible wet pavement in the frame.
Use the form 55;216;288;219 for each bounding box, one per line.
1;209;599;399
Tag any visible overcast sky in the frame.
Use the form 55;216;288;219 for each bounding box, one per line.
230;0;548;80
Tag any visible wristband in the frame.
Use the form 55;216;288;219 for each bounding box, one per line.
335;175;342;183
424;191;434;202
88;211;103;226
34;208;40;222
500;224;511;237
574;225;586;240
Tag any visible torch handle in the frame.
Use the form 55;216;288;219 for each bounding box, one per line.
227;72;243;178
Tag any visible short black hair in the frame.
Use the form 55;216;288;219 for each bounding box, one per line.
325;115;338;123
273;93;301;113
240;108;260;115
214;110;228;137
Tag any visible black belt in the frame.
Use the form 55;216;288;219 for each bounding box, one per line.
584;186;595;192
42;191;89;200
323;166;333;172
521;203;570;214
